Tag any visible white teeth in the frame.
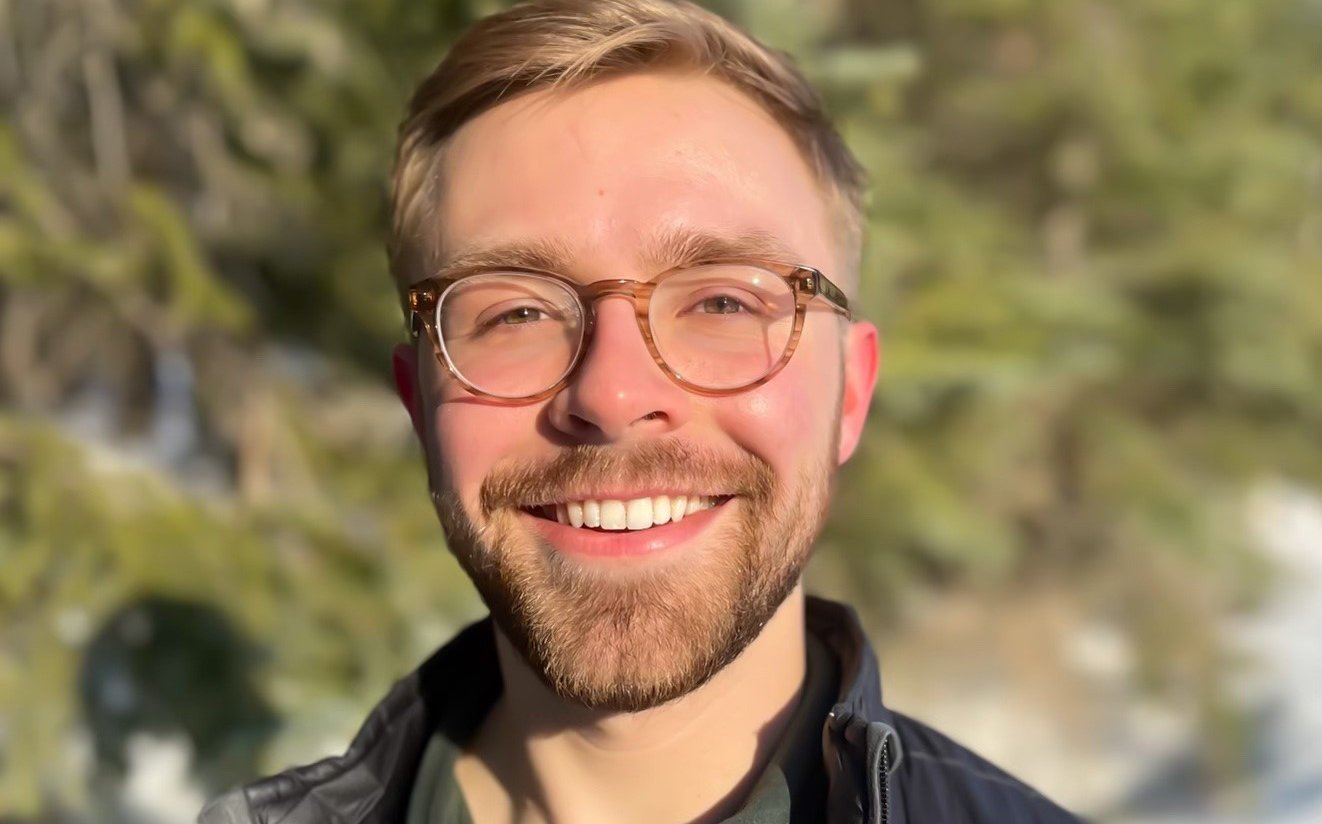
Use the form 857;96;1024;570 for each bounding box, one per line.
626;498;653;530
599;500;627;530
651;495;671;525
544;494;721;531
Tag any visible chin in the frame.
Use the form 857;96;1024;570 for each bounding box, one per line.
493;524;802;712
438;455;830;712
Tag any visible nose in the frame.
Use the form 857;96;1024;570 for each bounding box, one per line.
544;297;692;443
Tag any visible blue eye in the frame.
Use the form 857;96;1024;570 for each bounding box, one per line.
697;295;747;314
470;304;562;337
494;306;547;324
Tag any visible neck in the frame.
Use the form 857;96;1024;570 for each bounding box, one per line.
456;585;808;824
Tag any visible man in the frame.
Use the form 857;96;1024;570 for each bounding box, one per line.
202;1;1080;822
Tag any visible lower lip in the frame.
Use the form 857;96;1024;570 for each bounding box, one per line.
519;500;732;559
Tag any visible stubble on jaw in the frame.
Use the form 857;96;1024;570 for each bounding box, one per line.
431;439;837;712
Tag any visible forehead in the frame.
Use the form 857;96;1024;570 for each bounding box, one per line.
435;72;838;278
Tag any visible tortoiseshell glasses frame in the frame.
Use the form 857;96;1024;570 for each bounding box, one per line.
405;257;852;403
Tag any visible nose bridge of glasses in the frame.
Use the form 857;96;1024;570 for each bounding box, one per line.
568;280;674;396
579;278;652;304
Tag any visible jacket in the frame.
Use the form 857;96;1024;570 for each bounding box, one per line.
199;596;1083;823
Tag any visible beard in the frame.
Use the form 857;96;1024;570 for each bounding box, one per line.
430;438;836;712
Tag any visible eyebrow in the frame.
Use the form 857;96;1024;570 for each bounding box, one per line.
437;236;576;275
434;227;805;280
641;227;804;272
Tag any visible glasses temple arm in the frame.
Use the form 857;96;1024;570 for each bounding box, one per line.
811;271;853;319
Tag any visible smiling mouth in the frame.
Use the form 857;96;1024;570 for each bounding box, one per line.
521;494;734;531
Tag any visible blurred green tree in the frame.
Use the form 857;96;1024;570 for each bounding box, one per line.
0;0;1319;814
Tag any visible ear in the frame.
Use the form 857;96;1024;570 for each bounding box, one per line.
836;320;880;465
392;343;425;441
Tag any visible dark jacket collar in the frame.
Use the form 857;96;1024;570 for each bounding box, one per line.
200;595;901;824
809;596;904;824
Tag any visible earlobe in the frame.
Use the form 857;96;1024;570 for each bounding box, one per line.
392;343;425;441
836;321;880;465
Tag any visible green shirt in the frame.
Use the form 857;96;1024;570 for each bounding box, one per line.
406;634;841;824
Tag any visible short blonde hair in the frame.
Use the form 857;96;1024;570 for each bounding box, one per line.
388;0;866;298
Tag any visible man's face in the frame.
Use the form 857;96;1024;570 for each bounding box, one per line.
395;72;878;711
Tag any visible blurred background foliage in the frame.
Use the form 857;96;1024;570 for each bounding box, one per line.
1;0;1320;819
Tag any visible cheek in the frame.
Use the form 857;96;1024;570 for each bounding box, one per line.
429;401;541;503
714;335;836;476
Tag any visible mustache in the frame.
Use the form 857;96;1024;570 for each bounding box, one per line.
479;441;775;516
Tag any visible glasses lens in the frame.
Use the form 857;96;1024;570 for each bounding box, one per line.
438;273;584;398
649;264;798;390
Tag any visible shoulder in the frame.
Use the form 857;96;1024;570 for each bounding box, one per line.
889;711;1086;823
198;789;254;824
196;672;434;824
195;619;497;824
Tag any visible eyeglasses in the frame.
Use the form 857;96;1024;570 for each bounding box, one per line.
406;258;851;403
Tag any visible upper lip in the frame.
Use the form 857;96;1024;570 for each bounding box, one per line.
519;490;734;507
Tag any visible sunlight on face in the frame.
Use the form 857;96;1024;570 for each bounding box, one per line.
433;439;835;710
421;73;852;709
